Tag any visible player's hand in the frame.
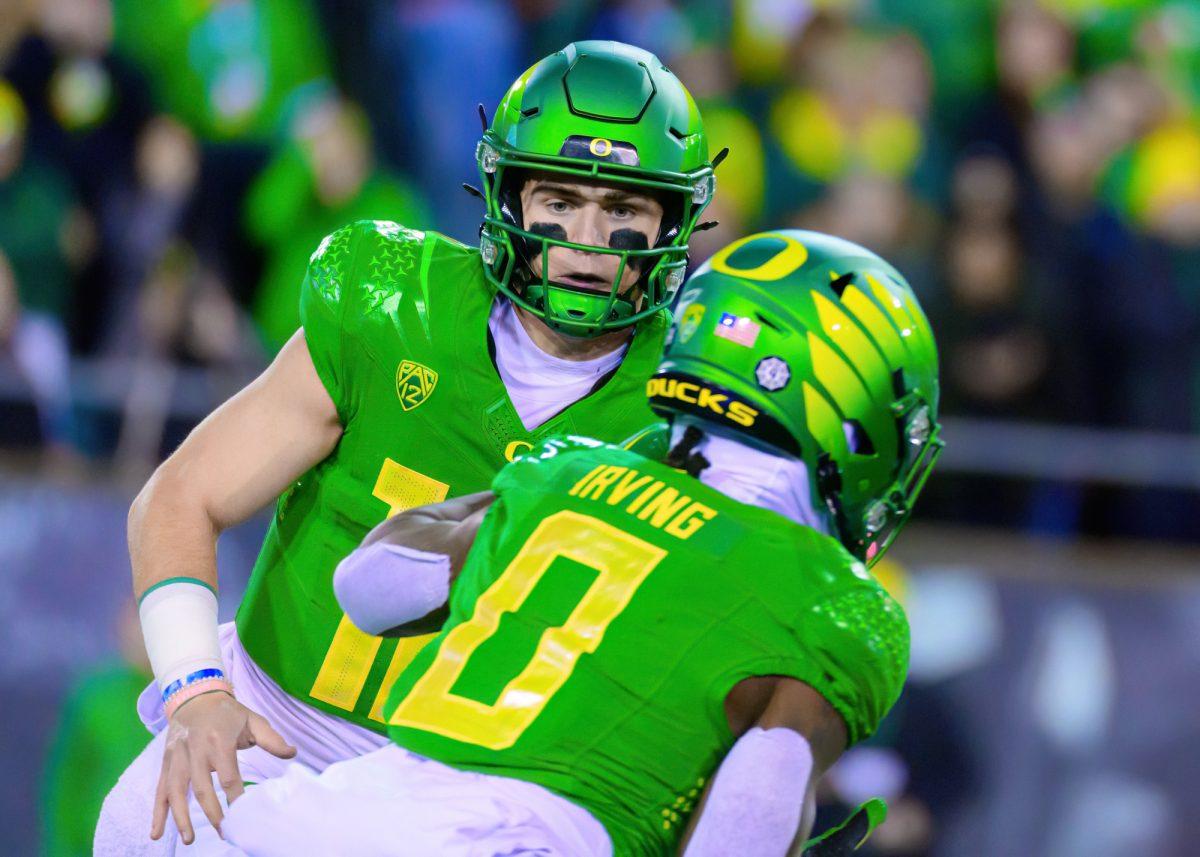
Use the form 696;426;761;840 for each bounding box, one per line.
150;691;296;844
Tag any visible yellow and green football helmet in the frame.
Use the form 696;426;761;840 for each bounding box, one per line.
648;230;943;566
477;40;715;337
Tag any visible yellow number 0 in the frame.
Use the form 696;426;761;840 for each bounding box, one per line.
309;459;449;722
389;510;666;749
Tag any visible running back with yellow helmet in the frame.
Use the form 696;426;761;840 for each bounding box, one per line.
648;228;943;566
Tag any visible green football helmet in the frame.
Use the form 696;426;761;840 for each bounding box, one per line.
648;230;943;566
477;40;715;337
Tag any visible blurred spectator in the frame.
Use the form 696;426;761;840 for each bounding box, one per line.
370;0;521;241
0;78;83;457
1104;116;1200;246
110;0;330;144
5;0;153;211
102;115;262;476
39;601;152;856
243;92;431;351
765;13;942;289
103;0;333;308
996;1;1075;114
669;39;766;263
99;114;201;357
4;0;156;359
728;0;812;87
937;149;1050;419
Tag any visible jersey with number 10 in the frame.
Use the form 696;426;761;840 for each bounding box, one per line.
384;437;910;855
234;221;668;732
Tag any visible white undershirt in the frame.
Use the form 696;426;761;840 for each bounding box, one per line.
488;297;826;533
671;422;831;534
489;297;628;431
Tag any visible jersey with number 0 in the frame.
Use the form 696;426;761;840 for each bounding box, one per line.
235;221;669;733
383;437;910;856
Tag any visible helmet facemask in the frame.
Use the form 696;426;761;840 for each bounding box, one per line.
478;139;709;337
817;394;944;565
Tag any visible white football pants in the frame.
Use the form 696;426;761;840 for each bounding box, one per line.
94;623;389;856
221;744;612;856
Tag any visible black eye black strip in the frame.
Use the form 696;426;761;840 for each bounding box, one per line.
608;229;649;251
528;222;568;240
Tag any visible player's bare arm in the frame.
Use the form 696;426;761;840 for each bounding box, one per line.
679;677;849;856
334;492;494;637
359;491;495;566
129;329;342;843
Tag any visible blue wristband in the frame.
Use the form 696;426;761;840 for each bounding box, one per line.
161;668;227;704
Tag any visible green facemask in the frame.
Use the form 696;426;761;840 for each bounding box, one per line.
477;40;715;337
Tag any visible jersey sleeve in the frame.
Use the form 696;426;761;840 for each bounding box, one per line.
800;585;910;746
299;222;364;421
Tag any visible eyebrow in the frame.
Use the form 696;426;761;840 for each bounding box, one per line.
530;182;650;207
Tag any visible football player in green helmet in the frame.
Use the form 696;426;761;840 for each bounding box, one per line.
219;230;940;856
477;41;715;337
647;228;942;566
97;41;720;854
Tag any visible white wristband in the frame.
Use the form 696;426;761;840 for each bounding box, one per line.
138;578;225;697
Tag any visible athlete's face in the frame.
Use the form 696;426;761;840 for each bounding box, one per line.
519;174;665;296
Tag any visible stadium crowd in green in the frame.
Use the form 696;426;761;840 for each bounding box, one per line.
2;0;1199;451
5;2;1197;854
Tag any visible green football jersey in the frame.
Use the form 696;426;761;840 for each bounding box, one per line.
235;220;668;732
383;438;910;855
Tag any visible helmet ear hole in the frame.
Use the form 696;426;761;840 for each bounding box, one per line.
842;420;875;456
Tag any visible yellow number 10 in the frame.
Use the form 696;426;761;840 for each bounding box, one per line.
309;459;449;721
389;510;667;749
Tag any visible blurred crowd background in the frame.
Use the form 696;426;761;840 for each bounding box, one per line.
2;0;1198;855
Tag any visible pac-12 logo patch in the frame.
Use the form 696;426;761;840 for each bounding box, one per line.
396;360;438;411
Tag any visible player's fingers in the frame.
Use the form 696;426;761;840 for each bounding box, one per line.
165;766;195;846
248;712;297;759
191;753;225;833
150;760;171;840
213;747;245;805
